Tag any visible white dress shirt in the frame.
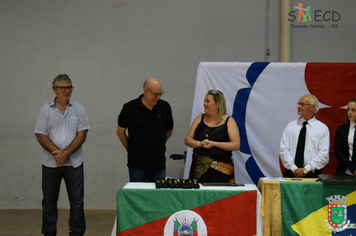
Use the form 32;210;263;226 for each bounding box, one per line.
346;120;356;175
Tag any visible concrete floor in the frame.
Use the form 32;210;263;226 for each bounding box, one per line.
0;209;116;236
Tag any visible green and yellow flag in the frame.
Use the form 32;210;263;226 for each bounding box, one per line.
280;182;356;235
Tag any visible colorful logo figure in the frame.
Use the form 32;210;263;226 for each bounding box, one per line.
325;195;350;232
164;210;207;236
293;3;312;22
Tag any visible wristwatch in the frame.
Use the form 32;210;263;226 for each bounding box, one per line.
303;168;308;174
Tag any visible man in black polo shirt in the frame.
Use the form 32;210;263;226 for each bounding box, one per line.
117;78;174;182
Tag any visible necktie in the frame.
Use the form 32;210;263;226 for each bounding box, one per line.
352;126;356;164
295;121;308;168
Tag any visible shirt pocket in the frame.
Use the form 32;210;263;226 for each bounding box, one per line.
69;116;79;130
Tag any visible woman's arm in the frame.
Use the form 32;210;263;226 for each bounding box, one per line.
185;115;203;148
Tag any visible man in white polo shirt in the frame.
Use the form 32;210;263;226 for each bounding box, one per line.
34;74;90;236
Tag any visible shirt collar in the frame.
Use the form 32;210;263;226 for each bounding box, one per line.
133;94;145;108
135;94;162;109
350;120;356;129
50;98;73;107
297;116;316;126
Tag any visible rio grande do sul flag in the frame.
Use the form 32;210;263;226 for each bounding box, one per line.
184;62;356;185
280;182;356;235
116;188;257;236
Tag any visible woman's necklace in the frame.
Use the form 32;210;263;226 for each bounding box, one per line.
206;126;211;138
204;115;221;138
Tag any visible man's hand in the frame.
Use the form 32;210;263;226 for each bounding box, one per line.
52;150;70;165
293;168;306;178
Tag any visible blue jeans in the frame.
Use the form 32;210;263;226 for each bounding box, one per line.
42;164;85;236
129;167;166;182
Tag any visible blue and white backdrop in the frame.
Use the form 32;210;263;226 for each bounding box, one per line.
183;62;356;185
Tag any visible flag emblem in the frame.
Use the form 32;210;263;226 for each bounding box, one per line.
325;195;350;232
164;210;207;236
328;204;347;227
176;223;195;236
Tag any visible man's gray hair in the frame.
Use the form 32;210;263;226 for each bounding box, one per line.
307;94;319;114
52;74;72;89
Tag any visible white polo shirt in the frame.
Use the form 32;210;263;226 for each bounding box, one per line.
34;99;90;168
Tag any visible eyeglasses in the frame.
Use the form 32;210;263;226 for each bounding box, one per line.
146;87;164;97
56;86;74;92
297;102;312;107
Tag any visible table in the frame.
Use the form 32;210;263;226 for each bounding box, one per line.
258;177;356;236
113;182;262;236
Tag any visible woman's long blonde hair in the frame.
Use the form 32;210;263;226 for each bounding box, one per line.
206;90;227;122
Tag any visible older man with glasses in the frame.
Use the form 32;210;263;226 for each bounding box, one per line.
279;94;330;178
117;77;174;182
34;74;90;236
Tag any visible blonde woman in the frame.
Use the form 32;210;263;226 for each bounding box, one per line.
185;90;240;183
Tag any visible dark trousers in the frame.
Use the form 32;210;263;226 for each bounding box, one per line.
284;168;322;178
42;164;85;236
128;167;166;182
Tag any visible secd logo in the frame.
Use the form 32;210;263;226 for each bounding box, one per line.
288;2;341;23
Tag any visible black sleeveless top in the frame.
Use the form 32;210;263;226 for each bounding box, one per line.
193;115;232;161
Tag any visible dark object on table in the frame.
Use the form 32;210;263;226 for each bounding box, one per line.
316;174;356;184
